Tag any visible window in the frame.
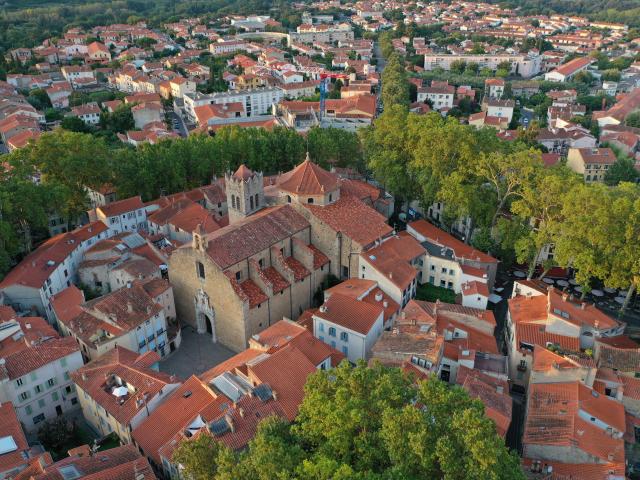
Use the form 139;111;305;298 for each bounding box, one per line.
430;265;435;271
328;327;336;337
342;266;349;278
287;195;291;203
340;332;348;342
71;398;78;405
329;193;333;202
38;399;46;408
231;196;236;209
250;196;254;210
15;378;23;387
52;392;59;401
331;341;336;349
449;269;455;275
196;261;205;279
34;385;43;394
307;198;314;204
319;323;324;332
33;414;45;425
319;336;324;342
342;346;348;356
65;385;72;394
30;372;37;381
235;271;241;281
19;392;30;402
47;378;56;388
441;267;447;273
254;194;259;208
25;405;32;415
440;280;446;287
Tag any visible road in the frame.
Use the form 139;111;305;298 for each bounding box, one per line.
168;111;188;137
373;41;386;114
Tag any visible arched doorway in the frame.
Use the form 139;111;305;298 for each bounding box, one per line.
194;289;216;342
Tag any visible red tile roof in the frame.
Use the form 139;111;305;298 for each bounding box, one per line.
199;205;309;269
315;293;383;335
71;347;177;426
232;164;255;181
0;402;30;475
97;196;144;218
408;220;497;264
305;195;393;247
277;157;339;195
2;336;79;380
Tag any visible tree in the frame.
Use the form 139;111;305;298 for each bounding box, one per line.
626;111;640;128
510;166;581;278
99;104;134;133
450;59;466;74
61;116;93;133
604;156;640;185
381;53;410;108
172;432;236;480
361;105;416;204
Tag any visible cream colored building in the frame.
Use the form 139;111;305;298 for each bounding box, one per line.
72;347;180;443
566;147;616;182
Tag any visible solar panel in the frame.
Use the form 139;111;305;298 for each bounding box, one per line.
0;436;17;455
253;384;272;402
209;418;230;436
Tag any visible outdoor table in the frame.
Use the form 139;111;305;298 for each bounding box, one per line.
615;296;626;305
556;280;569;287
569;279;578;286
542;278;554;285
604;287;617;294
591;289;604;297
574;286;583;293
513;271;526;278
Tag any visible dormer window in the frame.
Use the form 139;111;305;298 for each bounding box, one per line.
308;198;314;204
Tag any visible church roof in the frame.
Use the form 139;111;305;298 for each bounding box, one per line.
277;155;339;195
233;164;255;181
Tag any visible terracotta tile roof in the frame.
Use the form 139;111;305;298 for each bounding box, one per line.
0;402;30;475
597;343;640;372
97;196;144;218
283;256;310;281
326;278;376;299
260;266;290;293
199;205;309;269
572;147;616;165
315;293;383;335
305;195;393;247
305;243;330;269
515;323;580;352
553;56;592;76
148;199;220;234
34;445;150;480
246;344;316;420
132;376;220;465
3;336;79;380
521;458;625;480
199;349;264;383
0;316;58;358
408;220;497;264
523;382;625;464
71;347;177;426
532;346;588;373
333;178;380;202
456;365;511;437
277;157;339;195
0;305;15;321
232;164;255;181
0;222;108;290
547;288;621;330
461;280;489;297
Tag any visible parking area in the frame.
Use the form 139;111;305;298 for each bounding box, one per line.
159;326;236;379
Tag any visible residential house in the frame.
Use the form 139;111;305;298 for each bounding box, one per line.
544;56;593;82
566;147;616;182
95;196;147;234
72;347;180;443
0;312;83;431
406;219;499;293
50;279;174;361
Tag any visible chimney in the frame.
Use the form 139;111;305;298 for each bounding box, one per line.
127;302;133;313
239;408;244;418
81;372;87;381
562;292;569;302
375;293;383;302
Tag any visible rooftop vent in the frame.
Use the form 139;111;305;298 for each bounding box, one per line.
182;390;192;398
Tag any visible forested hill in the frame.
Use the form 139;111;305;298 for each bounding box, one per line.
496;0;640;28
0;0;297;52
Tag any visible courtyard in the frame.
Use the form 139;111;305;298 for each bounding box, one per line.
159;325;236;379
